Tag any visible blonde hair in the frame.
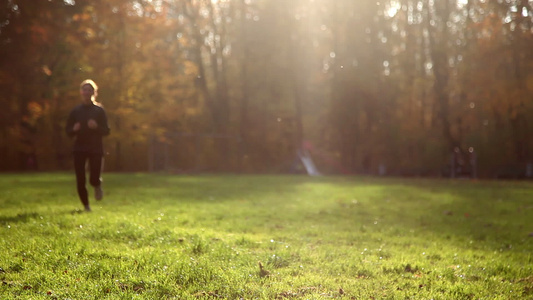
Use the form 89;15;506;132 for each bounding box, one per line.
80;79;98;103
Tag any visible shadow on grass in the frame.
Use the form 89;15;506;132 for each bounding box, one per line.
107;174;532;252
324;177;533;253
0;212;40;225
1;173;531;254
105;173;318;203
0;210;98;228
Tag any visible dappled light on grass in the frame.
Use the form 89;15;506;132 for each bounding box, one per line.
0;174;532;298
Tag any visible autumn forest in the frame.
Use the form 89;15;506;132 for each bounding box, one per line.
1;0;532;177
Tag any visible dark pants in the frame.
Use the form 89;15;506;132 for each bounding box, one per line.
73;152;103;207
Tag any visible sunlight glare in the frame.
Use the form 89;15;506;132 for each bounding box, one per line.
457;0;468;8
386;1;401;18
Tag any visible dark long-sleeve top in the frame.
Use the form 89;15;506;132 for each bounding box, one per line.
66;102;110;154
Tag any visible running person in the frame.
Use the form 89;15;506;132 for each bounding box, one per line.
66;79;110;212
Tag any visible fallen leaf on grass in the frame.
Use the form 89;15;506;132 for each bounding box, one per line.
258;261;270;277
516;276;533;283
277;287;318;299
193;291;221;298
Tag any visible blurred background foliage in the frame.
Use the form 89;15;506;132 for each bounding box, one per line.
0;0;532;177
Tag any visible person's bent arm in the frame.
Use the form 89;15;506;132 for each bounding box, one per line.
97;109;110;136
65;111;79;137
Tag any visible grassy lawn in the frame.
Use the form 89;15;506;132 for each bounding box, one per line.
0;173;532;299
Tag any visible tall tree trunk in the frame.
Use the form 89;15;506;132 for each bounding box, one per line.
184;0;231;171
426;0;458;151
238;0;250;172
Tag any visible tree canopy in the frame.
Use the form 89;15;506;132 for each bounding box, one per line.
1;0;532;177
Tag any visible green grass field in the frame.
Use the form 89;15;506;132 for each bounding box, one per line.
0;173;532;299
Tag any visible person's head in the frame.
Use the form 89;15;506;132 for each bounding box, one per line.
80;79;98;105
